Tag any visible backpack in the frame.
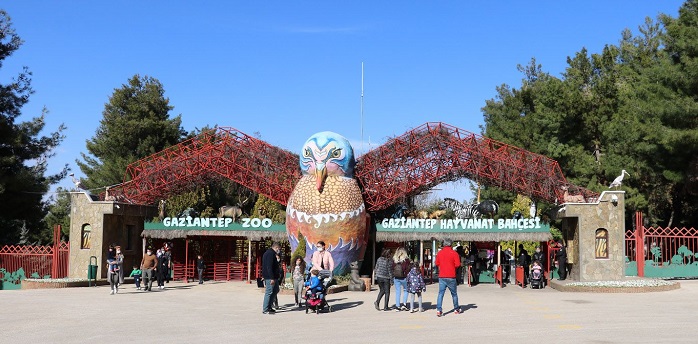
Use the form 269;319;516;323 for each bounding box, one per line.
393;261;406;278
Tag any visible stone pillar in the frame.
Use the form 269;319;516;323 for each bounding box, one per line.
68;192;156;279
558;191;625;281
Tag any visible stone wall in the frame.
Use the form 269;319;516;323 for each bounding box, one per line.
68;193;155;279
559;191;625;282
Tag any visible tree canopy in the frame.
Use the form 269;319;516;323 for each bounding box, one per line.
0;10;67;244
481;0;698;227
77;74;186;192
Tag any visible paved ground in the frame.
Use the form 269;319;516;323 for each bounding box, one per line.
2;279;697;343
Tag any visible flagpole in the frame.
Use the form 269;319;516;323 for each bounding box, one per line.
361;62;364;155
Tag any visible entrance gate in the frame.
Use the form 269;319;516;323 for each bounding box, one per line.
626;212;698;278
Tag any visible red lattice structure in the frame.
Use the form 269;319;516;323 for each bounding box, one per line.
627;212;698;277
354;122;596;211
108;128;301;206
0;242;69;279
107;122;595;212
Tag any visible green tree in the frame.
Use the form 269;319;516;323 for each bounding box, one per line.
251;195;286;224
0;11;68;244
43;187;71;242
481;2;698;227
77;74;185;192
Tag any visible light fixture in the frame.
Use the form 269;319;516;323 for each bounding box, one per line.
611;194;618;206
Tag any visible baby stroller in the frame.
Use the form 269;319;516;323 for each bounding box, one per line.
529;265;545;289
305;269;333;314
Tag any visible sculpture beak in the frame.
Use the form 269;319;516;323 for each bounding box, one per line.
315;165;327;192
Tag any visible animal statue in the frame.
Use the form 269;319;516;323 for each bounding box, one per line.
439;198;480;219
391;204;409;219
177;207;198;218
347;261;366;291
609;169;630;189
158;200;166;221
69;173;85;191
561;185;585;203
513;211;524;220
428;209;447;219
218;205;243;222
477;200;499;218
286;132;368;276
529;201;537;218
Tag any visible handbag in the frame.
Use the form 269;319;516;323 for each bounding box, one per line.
256;277;264;288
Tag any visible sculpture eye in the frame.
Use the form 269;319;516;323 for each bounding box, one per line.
331;148;342;158
303;147;312;157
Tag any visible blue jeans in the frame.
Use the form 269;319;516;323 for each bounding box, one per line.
262;279;279;312
436;278;459;312
394;278;408;307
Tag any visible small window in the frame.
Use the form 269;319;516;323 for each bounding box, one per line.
126;225;134;250
81;224;92;249
595;228;608;259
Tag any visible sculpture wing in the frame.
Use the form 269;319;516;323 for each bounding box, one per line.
108;127;301;205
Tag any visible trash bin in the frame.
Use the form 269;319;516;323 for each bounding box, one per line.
88;256;98;287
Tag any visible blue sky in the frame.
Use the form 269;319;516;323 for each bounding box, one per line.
2;1;685;203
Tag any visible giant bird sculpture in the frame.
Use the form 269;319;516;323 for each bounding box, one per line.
609;169;630;189
286;132;367;275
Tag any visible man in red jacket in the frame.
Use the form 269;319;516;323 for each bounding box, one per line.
435;238;461;317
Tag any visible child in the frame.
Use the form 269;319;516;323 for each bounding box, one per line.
304;269;323;300
130;265;142;290
531;260;543;279
406;262;426;313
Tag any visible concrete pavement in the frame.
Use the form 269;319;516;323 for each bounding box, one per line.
2;279;696;343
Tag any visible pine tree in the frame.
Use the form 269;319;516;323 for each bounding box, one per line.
77;74;186;192
0;10;67;244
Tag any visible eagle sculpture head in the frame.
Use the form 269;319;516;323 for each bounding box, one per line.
299;131;355;191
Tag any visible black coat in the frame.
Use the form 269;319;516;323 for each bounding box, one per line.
555;246;567;262
532;251;545;267
262;248;280;280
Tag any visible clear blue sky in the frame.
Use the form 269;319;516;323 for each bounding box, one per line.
2;1;684;203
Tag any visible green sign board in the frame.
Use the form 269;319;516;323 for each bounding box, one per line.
376;217;550;234
144;217;286;232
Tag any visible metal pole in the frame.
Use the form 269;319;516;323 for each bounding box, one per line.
419;241;424;274
185;238;189;282
248;239;252;283
372;232;376;283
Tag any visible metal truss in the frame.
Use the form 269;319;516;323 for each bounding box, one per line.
354;122;597;211
107;122;596;212
107;128;300;206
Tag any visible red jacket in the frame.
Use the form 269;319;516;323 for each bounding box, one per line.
435;246;461;278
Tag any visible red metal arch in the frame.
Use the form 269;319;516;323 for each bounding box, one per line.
354;122;597;211
107;122;596;211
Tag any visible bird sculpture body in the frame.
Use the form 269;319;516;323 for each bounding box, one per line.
609;169;630;189
286;132;367;275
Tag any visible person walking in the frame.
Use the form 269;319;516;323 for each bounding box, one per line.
518;244;530;287
291;257;306;308
532;246;545;271
140;247;158;291
106;245;119;295
129;265;142;290
392;247;410;311
435;239;461;317
555;240;568;280
406;262;426;313
262;242;281;314
196;254;206;284
373;248;393;311
115;246;125;286
156;244;172;290
310;241;334;273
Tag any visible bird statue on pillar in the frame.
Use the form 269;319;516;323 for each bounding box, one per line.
609;169;630;189
286;132;368;275
69;173;85;191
